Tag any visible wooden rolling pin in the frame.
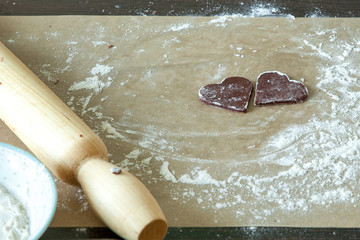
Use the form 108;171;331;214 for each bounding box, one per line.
0;42;167;240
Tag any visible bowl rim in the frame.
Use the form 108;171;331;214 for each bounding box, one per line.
0;142;57;239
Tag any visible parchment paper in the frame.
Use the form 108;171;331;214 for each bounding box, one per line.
1;16;360;228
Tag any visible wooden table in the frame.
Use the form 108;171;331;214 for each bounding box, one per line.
1;1;360;239
1;0;360;17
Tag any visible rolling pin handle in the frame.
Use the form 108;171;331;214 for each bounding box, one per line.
77;159;168;240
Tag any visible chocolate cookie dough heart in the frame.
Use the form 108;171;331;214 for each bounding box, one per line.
198;77;253;112
254;71;308;106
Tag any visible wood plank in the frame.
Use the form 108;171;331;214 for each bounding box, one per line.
1;0;360;17
40;227;360;239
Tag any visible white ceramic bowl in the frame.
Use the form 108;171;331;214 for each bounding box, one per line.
0;142;57;240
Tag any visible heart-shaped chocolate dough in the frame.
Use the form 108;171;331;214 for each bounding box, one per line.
254;71;308;106
198;77;253;112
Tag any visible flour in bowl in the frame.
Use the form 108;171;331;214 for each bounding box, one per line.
0;184;30;240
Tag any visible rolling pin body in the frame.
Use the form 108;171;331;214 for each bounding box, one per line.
0;42;167;240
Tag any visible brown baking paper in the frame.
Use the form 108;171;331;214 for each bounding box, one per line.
1;16;360;228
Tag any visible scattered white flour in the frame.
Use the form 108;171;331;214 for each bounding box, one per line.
92;41;108;47
209;16;233;25
166;23;192;32
66;41;78;45
246;3;282;17
212;64;227;81
177;168;225;187
159;161;177;182
0;185;30;240
125;149;142;159
305;7;328;18
90;63;113;76
69;64;114;94
69;76;107;93
100;121;127;140
75;189;89;213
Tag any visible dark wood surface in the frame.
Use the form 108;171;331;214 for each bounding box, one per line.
40;227;360;240
2;0;360;239
1;0;360;17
